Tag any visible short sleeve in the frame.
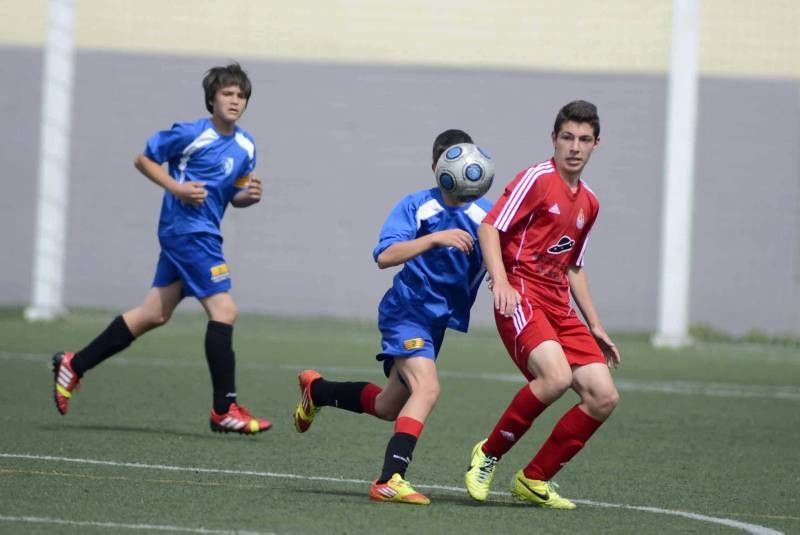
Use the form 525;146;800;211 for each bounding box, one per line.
245;147;256;175
233;131;257;189
143;122;196;164
372;195;418;261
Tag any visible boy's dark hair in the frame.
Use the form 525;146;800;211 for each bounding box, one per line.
203;63;252;114
432;129;473;166
553;100;600;138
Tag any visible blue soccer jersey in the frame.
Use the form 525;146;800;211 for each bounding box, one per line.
373;187;493;332
144;118;257;237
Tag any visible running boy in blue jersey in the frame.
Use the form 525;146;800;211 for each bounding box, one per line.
293;129;493;504
52;63;271;434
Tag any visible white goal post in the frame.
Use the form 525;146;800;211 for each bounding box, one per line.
652;0;699;348
25;0;76;321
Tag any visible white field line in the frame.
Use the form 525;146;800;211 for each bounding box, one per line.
3;350;799;401
0;515;272;534
0;452;782;535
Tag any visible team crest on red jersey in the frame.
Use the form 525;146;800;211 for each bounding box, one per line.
576;208;585;230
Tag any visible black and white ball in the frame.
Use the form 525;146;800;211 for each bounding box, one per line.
435;143;495;201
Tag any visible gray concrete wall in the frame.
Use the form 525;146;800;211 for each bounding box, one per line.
2;47;798;336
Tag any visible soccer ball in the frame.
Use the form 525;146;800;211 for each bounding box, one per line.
434;143;495;201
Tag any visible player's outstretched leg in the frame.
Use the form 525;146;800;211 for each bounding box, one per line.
510;469;576;509
294;369;322;433
465;438;499;501
52;351;80;415
369;473;430;505
209;403;272;434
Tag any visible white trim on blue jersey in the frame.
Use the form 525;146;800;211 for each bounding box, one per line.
144;118;258;237
177;128;219;184
234;132;255;160
415;199;445;230
374;187;492;332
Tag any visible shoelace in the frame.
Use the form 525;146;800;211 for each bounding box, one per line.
476;454;498;483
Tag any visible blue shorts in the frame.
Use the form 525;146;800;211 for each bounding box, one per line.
375;292;446;378
152;233;231;298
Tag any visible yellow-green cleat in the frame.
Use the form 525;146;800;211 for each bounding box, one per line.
510;470;576;509
465;439;498;501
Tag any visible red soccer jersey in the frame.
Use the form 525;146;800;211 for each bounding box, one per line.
483;158;600;315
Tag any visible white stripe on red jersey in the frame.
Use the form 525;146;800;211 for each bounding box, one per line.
483;159;600;314
494;160;554;231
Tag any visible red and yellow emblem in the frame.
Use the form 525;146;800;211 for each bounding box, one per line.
403;338;425;350
210;263;230;282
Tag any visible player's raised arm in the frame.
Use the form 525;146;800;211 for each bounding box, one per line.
376;229;474;269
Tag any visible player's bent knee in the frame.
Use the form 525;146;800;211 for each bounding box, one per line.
545;373;572;396
375;403;401;421
591;389;619;419
212;305;237;324
557;377;573;394
220;313;237;325
414;382;440;405
606;389;620;412
222;307;238;324
379;408;400;422
147;313;171;329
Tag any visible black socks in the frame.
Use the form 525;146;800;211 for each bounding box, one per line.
310;379;370;413
69;316;238;415
72;315;135;377
378;432;418;483
205;320;237;414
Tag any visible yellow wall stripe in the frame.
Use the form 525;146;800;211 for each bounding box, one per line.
2;0;797;78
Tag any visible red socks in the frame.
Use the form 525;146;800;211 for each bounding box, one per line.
484;389;605;480
523;404;602;481
360;383;382;416
484;384;547;458
395;416;424;438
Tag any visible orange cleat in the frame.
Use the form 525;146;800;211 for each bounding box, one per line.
210;403;272;434
369;474;430;505
294;369;322;433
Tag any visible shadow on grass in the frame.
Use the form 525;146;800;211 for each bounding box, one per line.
39;422;273;442
289;486;527;509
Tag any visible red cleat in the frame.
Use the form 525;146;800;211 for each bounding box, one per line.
52;351;80;415
210;403;272;434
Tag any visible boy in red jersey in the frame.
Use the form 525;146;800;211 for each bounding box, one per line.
464;100;621;509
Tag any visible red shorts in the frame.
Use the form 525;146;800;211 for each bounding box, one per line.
495;297;605;381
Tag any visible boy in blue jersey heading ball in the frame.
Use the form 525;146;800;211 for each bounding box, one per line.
52;63;272;434
293;129;493;504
